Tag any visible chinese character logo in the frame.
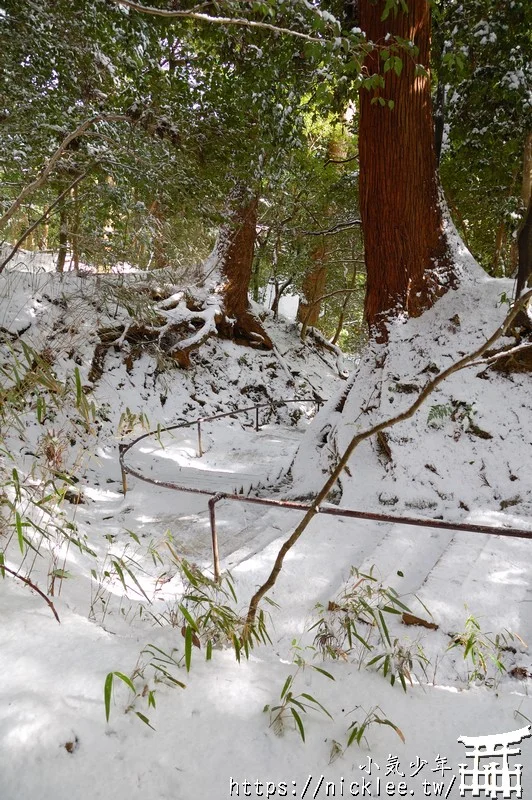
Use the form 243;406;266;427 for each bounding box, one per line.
457;726;532;798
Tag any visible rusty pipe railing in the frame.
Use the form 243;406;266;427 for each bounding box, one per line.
118;399;532;581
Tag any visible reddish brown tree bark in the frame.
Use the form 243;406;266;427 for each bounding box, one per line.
216;190;273;349
359;0;456;340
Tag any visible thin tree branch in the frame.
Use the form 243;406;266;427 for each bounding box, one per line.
0;114;130;232
469;341;532;368
243;289;532;637
0;563;61;623
0;171;89;273
111;0;325;42
302;219;362;237
324;154;359;167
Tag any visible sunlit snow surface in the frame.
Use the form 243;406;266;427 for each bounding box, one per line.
1;257;531;800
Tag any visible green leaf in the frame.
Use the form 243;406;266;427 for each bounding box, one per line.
232;633;241;663
378;611;392;647
112;559;127;592
374;716;406;743
280;674;293;700
135;712;156;730
15;511;25;554
185;625;193;672
300;693;333;720
113;671;136;693
179;604;199;631
290;708;305;742
311;666;335;681
381;0;396;21
104;672;113;722
347;722;364;747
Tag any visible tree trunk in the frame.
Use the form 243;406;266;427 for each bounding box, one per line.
56;205;68;273
359;0;456;341
296;243;328;326
71;184;80;273
515;132;532;299
216;189;273;349
271;277;292;319
297;133;348;329
492;223;507;278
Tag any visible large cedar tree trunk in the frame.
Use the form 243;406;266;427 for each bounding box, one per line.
216;190;273;349
359;0;456;340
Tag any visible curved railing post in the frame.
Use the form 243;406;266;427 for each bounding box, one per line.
118;443;128;495
197;420;203;457
208;493;226;582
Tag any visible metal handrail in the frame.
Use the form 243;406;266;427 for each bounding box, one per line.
118;399;532;581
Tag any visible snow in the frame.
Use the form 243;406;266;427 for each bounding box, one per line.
1;261;532;800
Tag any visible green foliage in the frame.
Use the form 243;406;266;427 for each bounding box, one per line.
311;567;428;691
346;705;405;748
104;646;186;730
264;643;334;742
427;403;453;427
434;0;532;275
448;613;523;685
427;399;477;432
117;407;150;436
166;552;271;668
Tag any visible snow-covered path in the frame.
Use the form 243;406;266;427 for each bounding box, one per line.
127;420;304;495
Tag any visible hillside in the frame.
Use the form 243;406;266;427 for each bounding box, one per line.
1;260;532;800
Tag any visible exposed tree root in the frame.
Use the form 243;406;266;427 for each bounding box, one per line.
88;283;272;383
216;309;273;350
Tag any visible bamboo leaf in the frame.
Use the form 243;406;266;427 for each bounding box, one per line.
185;625;193;672
291;708;305;742
104;672;113;722
135;712;156;730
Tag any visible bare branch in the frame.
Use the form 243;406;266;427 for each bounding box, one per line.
0;171;89;273
302;219;362;237
324;154;359;167
243;288;532;637
0;563;60;623
111;0;324;42
0;114;130;232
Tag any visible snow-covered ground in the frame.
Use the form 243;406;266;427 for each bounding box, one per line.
1;259;531;800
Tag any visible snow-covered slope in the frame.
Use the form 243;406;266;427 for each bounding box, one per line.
1;264;532;800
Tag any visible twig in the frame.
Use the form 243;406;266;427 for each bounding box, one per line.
243;289;532;637
301;219;362;237
112;0;325;42
469;341;532;368
1;171;89;271
0;114;130;234
324;154;359;167
0;563;61;623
